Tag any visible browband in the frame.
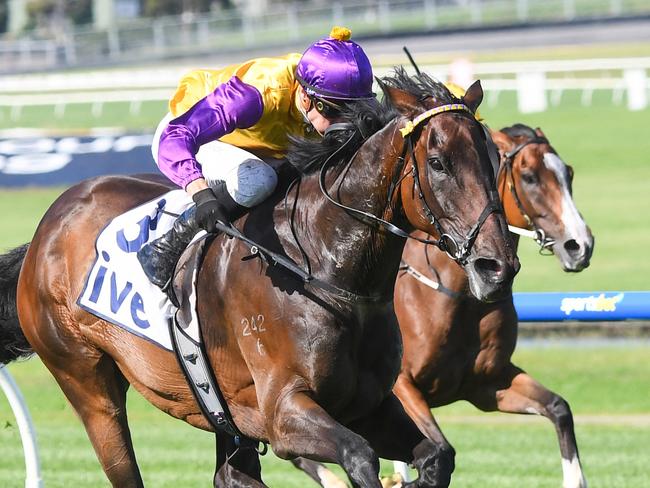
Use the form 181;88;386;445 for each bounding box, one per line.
399;103;474;137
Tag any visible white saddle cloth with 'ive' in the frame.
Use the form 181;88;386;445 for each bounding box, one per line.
77;189;203;351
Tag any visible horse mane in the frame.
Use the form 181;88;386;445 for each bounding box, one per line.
287;97;396;174
380;66;459;106
501;123;536;140
287;66;457;175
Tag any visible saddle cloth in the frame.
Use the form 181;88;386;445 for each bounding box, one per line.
77;189;203;351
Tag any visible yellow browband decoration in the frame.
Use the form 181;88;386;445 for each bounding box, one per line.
399;103;473;137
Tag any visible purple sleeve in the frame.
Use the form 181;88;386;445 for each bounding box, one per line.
157;76;264;189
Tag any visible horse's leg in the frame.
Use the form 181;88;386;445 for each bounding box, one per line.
41;351;143;487
22;285;141;485
291;375;457;488
266;389;382;488
213;431;265;487
393;374;455;460
349;393;454;488
466;363;587;488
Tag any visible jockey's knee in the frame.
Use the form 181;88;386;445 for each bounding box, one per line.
221;158;278;208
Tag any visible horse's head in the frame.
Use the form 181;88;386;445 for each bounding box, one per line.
380;71;519;302
492;125;594;272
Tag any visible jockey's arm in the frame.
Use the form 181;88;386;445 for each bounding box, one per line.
157;76;264;195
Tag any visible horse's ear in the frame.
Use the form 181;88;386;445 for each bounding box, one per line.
377;77;420;115
462;80;483;114
535;127;546;138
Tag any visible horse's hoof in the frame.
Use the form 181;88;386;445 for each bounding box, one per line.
380;473;403;488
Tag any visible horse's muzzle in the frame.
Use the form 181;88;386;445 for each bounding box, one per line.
466;256;520;302
555;235;594;272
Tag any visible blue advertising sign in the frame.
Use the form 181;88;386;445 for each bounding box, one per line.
513;291;650;321
0;133;157;187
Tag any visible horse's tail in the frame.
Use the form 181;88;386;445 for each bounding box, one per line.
0;244;33;364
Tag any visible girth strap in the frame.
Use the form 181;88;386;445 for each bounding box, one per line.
169;237;261;450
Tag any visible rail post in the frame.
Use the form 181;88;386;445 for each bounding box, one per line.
0;365;43;488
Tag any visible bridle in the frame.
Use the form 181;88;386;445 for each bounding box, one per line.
498;136;556;254
399;103;501;264
318;103;501;266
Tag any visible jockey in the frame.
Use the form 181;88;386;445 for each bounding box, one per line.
137;26;375;290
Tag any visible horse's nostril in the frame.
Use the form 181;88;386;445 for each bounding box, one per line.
474;258;505;283
563;239;581;255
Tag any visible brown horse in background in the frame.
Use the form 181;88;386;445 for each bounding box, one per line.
393;124;593;488
0;71;518;488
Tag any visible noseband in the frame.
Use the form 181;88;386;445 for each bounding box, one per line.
499;136;555;253
318;104;501;266
400;104;502;264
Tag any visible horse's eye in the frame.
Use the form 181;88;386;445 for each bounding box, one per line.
566;165;574;182
427;156;444;172
521;171;537;185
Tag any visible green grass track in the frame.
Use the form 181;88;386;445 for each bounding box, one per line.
1;345;649;487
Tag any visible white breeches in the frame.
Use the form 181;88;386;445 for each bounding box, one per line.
152;113;278;208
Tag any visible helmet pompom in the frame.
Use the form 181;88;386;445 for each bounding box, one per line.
329;26;352;41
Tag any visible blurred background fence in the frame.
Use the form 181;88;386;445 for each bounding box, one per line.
2;0;650;73
1;56;649;121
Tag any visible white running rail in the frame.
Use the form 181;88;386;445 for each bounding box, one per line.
0;366;43;488
0;57;647;117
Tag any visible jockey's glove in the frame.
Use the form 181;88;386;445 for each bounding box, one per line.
192;188;229;233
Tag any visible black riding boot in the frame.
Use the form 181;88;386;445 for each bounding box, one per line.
136;206;200;290
137;182;247;290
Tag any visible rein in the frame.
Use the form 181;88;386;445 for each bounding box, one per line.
499;136;555;254
316;106;500;265
316;124;440;247
210;123;391;303
214;104;502;301
213;220;385;303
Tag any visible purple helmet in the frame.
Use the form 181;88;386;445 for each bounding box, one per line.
296;27;375;101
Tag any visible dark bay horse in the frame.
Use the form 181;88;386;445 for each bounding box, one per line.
0;71;519;487
393;124;593;488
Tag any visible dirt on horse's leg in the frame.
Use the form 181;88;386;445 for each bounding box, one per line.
349;393;454;488
393;374;455;459
43;351;143;487
267;389;382;488
213;431;265;487
466;363;587;488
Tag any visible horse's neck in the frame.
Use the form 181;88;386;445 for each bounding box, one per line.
297;122;407;298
